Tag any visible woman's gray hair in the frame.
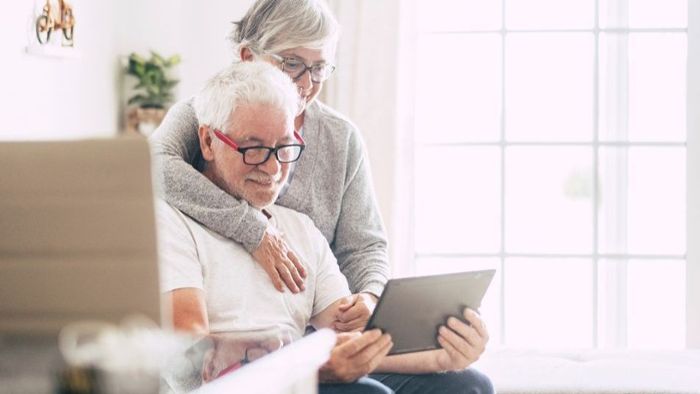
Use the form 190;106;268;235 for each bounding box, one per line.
194;61;300;131
229;0;339;59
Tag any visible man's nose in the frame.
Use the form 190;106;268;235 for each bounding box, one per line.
258;153;281;175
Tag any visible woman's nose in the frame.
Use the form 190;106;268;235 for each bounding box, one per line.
295;69;313;91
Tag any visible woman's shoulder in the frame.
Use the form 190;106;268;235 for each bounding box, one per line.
308;101;360;136
306;101;365;155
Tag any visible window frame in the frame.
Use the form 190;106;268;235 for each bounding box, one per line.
686;0;700;349
410;0;697;349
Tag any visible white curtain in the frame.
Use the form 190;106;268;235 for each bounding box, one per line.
322;0;416;276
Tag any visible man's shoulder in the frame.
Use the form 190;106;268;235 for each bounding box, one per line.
155;199;183;222
155;199;205;235
268;204;316;231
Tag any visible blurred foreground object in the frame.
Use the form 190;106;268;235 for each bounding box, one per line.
0;138;160;335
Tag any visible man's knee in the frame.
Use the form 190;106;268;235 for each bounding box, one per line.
319;377;394;394
438;368;494;394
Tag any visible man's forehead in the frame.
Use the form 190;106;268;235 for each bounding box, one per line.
223;105;293;141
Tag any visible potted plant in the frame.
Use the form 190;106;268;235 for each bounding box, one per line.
125;51;181;136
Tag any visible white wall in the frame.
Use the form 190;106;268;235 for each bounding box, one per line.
0;0;250;140
114;0;248;99
0;0;119;140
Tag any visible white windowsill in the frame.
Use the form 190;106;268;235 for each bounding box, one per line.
474;347;700;394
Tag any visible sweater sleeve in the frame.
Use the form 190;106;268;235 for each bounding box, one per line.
331;128;390;297
149;99;268;253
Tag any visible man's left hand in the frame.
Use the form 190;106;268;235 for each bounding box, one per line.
334;293;378;332
433;308;489;372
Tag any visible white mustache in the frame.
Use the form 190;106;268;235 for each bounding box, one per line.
245;172;281;184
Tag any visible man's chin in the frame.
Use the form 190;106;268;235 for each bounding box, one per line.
247;192;278;209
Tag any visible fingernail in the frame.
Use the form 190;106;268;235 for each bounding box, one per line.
439;326;447;334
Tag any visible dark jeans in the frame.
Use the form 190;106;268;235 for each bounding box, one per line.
318;368;494;394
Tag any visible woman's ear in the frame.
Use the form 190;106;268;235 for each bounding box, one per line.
240;46;254;61
199;125;215;161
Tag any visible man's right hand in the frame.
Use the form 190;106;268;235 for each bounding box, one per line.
252;226;306;293
318;329;393;383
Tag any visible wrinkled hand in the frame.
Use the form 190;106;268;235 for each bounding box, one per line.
334;293;378;332
252;226;306;293
318;330;393;383
433;308;489;372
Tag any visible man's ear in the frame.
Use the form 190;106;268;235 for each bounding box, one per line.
199;125;215;161
240;46;254;61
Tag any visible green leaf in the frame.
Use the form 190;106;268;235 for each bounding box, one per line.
127;94;146;105
166;55;181;66
150;51;165;67
129;53;145;64
126;51;181;107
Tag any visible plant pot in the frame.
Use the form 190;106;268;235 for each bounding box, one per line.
125;106;167;136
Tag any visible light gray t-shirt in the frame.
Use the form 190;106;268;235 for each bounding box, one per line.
150;99;389;296
157;201;351;339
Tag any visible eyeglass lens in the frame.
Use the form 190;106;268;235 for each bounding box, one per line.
244;145;303;165
282;58;334;82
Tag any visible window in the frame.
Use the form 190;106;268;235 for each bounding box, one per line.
411;0;693;349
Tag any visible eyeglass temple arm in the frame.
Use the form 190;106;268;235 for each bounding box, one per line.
213;129;240;150
294;130;305;145
216;128;304;147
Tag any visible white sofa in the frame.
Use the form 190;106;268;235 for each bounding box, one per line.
473;348;700;394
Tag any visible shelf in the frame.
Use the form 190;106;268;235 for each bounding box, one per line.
25;44;81;59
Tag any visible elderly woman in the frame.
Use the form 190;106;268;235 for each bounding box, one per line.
151;1;493;393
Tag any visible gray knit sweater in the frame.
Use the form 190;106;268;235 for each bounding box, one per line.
150;98;389;296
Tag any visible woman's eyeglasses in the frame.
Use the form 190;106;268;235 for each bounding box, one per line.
268;54;336;83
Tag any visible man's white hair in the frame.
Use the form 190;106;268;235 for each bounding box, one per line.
229;0;339;60
194;61;300;131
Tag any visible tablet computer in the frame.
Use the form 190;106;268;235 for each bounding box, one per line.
365;269;495;355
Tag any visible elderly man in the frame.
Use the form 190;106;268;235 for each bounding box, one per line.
157;61;493;394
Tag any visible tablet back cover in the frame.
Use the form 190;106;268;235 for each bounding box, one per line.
366;269;495;355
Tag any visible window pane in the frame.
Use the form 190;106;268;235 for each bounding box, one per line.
506;0;594;29
505;258;593;348
415;34;502;143
600;0;688;28
627;259;686;349
628;34;687;142
414;257;501;343
506;33;594;141
417;0;501;32
506;147;593;253
598;147;686;254
415;147;501;253
600;33;687;142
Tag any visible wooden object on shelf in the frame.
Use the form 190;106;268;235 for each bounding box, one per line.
125;106;167;136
